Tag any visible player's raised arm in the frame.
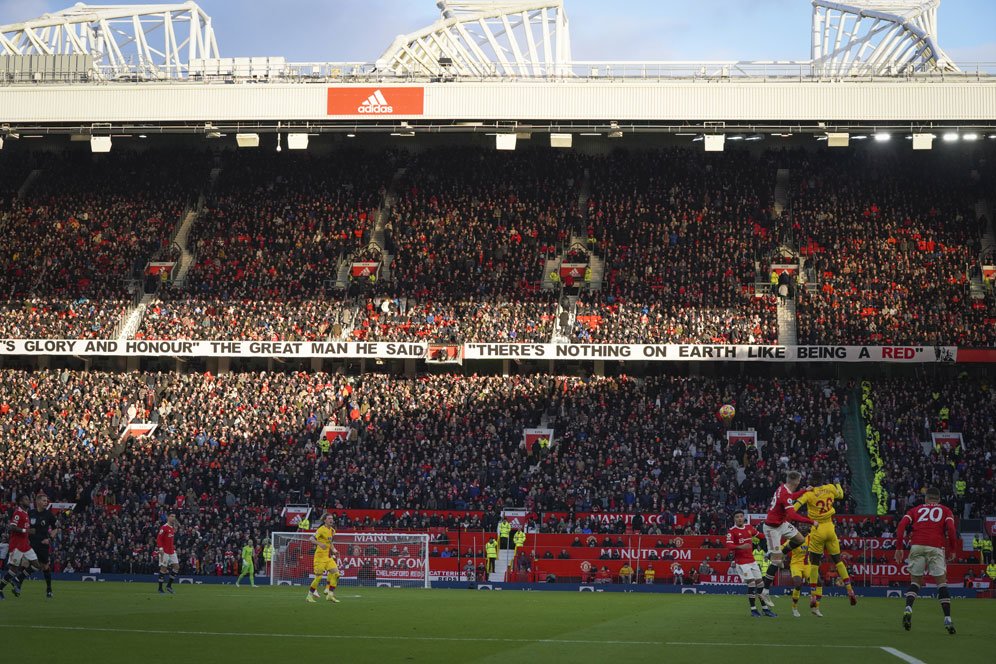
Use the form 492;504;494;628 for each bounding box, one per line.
833;483;845;499
784;502;814;525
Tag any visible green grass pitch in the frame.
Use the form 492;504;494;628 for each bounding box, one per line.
1;583;993;664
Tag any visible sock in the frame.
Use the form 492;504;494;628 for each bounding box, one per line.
835;561;852;591
763;562;779;590
14;570;27;585
309;577;320;592
792;588;801;606
905;582;920;609
786;539;803;550
44;570;52;592
938;584;951;618
747;585;756;609
158;573;165;589
0;569;11;589
329;571;339;592
808;565;822;603
167;574;175;588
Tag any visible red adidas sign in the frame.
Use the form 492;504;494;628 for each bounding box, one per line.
328;87;425;116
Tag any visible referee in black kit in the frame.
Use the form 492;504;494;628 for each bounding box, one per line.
29;493;59;598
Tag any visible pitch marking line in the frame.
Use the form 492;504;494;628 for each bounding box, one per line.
880;647;927;664
0;625;662;645
666;642;927;662
0;626;931;659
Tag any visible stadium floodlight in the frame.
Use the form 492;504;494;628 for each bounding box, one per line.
287;133;309;150
90;136;112;153
727;135;744;141
912;133;935;150
827;132;849;147
962;133;979;142
942;132;959;142
550;133;572;148
874;133;891;142
744;134;763;142
704;135;725;152
495;134;517;151
236;133;260;148
0;136;3;150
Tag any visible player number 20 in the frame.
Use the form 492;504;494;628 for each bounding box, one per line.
916;506;943;522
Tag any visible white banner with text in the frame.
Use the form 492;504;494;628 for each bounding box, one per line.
0;340;963;363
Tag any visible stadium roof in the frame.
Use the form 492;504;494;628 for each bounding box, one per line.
0;0;972;81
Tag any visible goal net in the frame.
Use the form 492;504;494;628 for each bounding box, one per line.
270;532;430;589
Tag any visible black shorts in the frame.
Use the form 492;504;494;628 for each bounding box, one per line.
31;543;50;565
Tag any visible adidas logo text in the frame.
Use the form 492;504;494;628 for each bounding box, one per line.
358;89;393;113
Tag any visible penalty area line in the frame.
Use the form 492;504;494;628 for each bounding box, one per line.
0;625;660;646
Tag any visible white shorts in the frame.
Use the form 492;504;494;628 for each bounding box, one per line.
738;562;763;581
7;548;38;566
764;522;799;554
158;552;179;567
906;545;946;578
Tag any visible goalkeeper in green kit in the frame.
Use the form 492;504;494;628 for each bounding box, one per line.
236;539;256;588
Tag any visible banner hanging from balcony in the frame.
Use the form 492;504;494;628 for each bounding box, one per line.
0;340;976;362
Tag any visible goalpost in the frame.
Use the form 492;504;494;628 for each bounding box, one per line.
270;532;431;589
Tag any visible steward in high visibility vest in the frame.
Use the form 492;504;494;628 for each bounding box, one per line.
513;530;526;553
987;563;996;580
485;538;499;573
498;519;512;550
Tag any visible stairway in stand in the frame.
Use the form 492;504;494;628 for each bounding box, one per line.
776;296;797;346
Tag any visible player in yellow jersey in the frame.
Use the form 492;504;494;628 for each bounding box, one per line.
307;513;341;603
782;525;811;618
793;472;857;614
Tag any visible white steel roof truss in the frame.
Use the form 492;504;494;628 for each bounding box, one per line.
476;17;514;74
811;1;957;75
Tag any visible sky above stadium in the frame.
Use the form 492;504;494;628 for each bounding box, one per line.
2;0;995;63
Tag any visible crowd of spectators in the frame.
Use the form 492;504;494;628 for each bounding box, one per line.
0;151;198;339
4;145;992;347
351;148;588;342
0;367;870;573
136;150;398;341
791;149;993;346
866;376;996;519
572;148;779;344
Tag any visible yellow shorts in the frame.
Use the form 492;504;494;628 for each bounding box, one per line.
313;557;339;576
789;558;808;579
807;521;840;556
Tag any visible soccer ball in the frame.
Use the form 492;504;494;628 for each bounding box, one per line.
718;404;736;421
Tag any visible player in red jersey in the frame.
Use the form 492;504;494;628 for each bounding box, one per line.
0;495;39;600
156;514;180;595
726;510;774;618
760;470;814;608
894;487;958;634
